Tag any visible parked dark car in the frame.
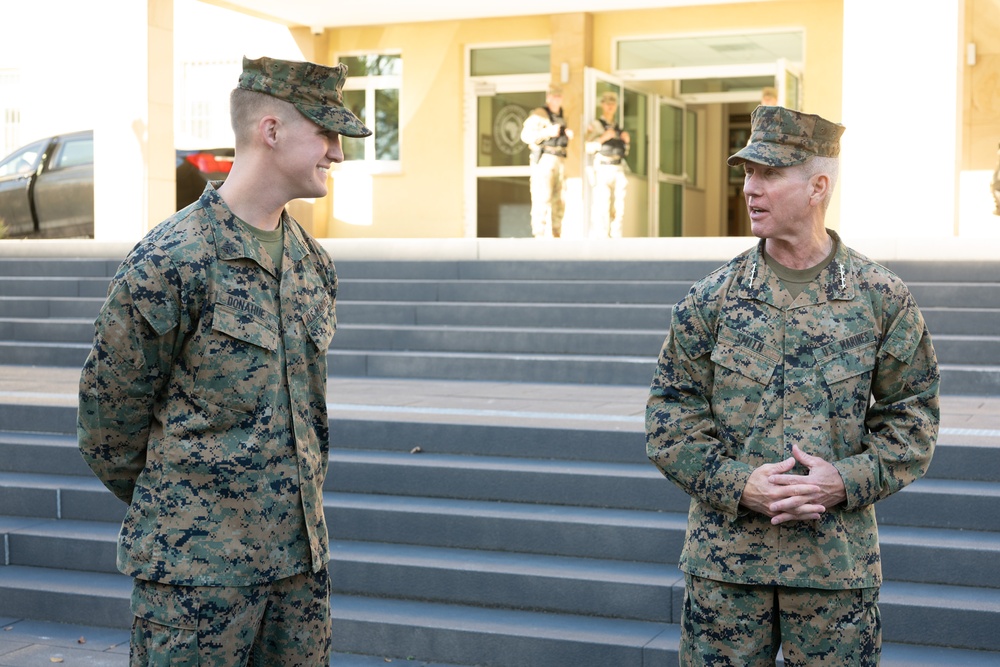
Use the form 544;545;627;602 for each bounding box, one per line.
0;130;233;238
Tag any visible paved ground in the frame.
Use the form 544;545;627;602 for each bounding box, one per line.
0;616;458;667
2;365;998;664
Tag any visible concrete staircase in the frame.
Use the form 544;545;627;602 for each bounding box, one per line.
1;252;999;666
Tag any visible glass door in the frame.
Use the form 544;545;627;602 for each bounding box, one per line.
465;44;550;237
470;82;542;237
655;97;686;237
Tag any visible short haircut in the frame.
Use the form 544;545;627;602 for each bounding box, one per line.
803;155;840;210
229;88;298;146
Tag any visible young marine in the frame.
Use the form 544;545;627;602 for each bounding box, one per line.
78;56;370;665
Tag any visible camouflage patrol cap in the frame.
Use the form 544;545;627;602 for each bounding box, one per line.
727;106;844;167
238;56;372;138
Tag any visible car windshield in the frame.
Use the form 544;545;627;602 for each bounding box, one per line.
0;140;47;178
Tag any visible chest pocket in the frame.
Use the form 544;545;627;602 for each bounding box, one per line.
711;325;781;385
814;331;877;386
195;300;279;414
710;326;781;443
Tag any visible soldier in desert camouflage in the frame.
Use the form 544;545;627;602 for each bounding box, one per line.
78;56;370;665
521;83;573;238
646;106;940;666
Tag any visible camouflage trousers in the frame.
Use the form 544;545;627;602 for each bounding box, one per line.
129;567;331;667
589;162;627;238
680;574;881;667
529;152;565;238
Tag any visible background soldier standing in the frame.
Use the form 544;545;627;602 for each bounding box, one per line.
585;90;630;238
521;84;573;238
646;106;940;666
78;56;370;665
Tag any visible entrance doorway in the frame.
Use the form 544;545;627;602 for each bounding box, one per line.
605;30;805;238
465;33;804;238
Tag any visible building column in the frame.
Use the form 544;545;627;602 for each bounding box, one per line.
93;0;174;241
840;0;963;238
550;13;593;238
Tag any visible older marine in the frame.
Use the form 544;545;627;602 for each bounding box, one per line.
646;106;940;666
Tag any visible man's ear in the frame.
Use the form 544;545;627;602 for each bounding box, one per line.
809;173;830;204
259;115;280;148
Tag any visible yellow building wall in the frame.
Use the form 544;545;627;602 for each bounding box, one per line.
322;17;550;239
964;0;1000;169
590;1;843;118
310;1;844;239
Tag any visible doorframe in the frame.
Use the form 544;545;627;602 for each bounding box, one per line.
463;42;551;238
652;95;688;237
463;73;548;238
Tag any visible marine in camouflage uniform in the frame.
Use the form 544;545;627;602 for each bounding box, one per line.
521;84;573;238
78;56;371;666
646;106;940;666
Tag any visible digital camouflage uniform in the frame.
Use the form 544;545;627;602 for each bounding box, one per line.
647;234;939;664
646;106;941;666
79;55;371;666
78;182;337;663
79;182;336;585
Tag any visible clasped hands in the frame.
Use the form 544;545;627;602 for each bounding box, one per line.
739;444;847;525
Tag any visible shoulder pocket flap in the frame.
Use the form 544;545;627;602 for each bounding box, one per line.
670;298;713;360
882;307;923;365
711;326;780;385
212;302;279;351
303;296;336;351
125;262;179;337
95;283;145;369
815;331;877;384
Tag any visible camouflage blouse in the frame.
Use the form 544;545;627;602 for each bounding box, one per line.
646;232;940;589
79;183;337;587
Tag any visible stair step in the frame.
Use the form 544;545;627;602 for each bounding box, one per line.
0;340;90;368
330;594;678;667
880;580;1000;652
0;471;126;523
0;296;104;319
922;307;1000;335
5;518;119;573
939;363;1000;395
331;541;680;623
876;477;1000;532
0;276;111;298
879;524;1000;588
327;492;687;564
0;565;131;629
330;349;656;385
340;278;691;305
907;282;1000;309
328;449;683;513
336;300;670;330
335;323;663;356
329;418;645;464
